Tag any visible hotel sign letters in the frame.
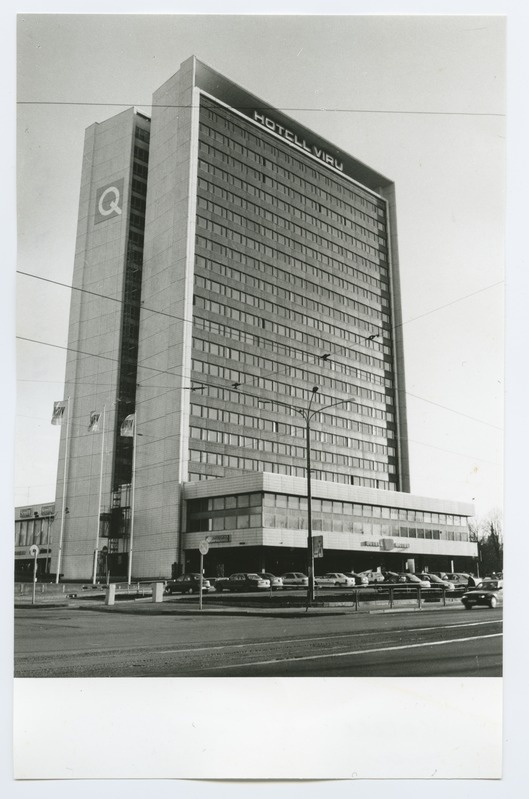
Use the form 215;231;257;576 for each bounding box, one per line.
95;178;124;224
253;112;344;172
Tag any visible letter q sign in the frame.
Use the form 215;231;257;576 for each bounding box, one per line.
95;178;124;224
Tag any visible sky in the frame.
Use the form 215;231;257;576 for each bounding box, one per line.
13;10;507;520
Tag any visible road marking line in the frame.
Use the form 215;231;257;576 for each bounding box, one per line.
158;620;501;655
201;633;503;671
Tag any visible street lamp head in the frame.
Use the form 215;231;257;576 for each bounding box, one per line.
312;386;319;394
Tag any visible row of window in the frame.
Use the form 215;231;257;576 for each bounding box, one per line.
197;187;383;253
200;112;382;218
193;290;390;353
201;102;384;214
263;494;468;527
189;430;392;473
191;358;393;416
188;493;468;527
196;163;388;282
15;519;51;548
188;510;468;541
195;317;389;372
134;125;150;144
189;363;394;426
191;337;392;402
195;261;388;327
196;191;383;270
133;144;149;164
262;513;469;541
190;402;393;447
192;336;391;390
197;174;383;255
195;244;386;310
198;135;386;236
187;463;393;490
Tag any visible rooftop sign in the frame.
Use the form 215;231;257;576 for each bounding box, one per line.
253;111;344;173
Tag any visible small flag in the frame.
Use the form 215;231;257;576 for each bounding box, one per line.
120;414;135;437
51;401;67;425
88;411;101;432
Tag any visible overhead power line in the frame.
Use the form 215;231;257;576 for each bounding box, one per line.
17;100;505;118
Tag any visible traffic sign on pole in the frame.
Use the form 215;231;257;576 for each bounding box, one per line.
30;545;40;605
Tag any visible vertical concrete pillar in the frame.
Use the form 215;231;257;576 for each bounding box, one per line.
105;584;116;605
151;582;164;603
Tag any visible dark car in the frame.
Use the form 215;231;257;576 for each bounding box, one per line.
164;573;211;595
215;573;271;592
461;579;503;610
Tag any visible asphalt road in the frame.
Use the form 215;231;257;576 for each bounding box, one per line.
14;602;502;678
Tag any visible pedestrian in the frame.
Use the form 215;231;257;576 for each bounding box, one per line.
467;573;477;587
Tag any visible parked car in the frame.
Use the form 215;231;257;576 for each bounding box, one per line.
314;572;356;588
164;574;211;595
260;572;284;590
343;572;369;586
399;573;431;588
281;572;309;588
461;580;503;609
445;573;471;587
215;573;271;592
416;573;455;590
358;570;385;584
382;571;403;583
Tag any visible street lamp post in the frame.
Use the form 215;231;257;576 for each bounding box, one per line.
258;387;359;609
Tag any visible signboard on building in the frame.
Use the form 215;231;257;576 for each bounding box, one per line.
95;179;124;224
313;535;324;558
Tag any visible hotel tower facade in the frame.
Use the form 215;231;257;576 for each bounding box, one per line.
51;57;476;581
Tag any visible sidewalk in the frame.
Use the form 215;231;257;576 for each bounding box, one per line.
15;592;463;618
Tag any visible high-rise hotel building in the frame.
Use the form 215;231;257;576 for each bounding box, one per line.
52;57;476;580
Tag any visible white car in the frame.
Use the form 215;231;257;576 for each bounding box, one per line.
281;572;309;588
315;572;356;587
358;570;386;584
